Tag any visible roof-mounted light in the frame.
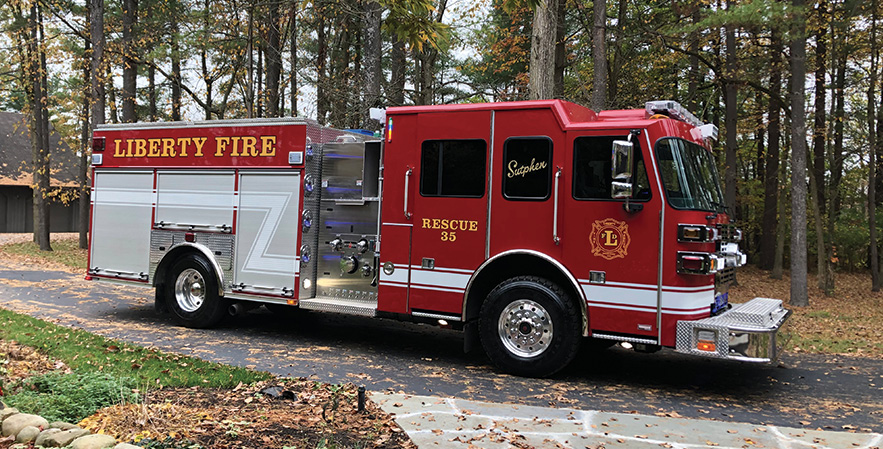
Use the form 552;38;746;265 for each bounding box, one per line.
645;101;703;128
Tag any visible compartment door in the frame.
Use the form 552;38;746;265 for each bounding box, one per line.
234;171;301;296
90;169;154;281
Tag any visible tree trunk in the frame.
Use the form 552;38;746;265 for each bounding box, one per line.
79;39;91;249
290;0;297;116
553;0;566;99
170;7;182;121
91;0;105;126
148;64;157;120
761;34;782;270
812;0;827;216
871;0;880;291
265;1;282;118
363;1;382;129
529;0;558;99
316;5;328;124
724;1;738;215
772;148;788;280
789;0;809;307
121;0;137;122
31;4;51;251
609;0;628;107
591;0;607;110
390;37;406;105
823;42;847;296
687;8;701;111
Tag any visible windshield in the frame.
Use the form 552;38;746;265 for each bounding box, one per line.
655;138;725;212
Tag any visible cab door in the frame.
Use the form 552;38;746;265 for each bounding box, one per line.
405;110;492;316
563;132;663;341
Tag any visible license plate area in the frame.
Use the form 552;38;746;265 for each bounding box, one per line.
712;291;729;315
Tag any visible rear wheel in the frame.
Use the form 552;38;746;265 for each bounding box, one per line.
166;254;228;328
479;276;582;377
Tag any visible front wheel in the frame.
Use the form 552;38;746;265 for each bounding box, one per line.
166;254;229;328
479;276;582;377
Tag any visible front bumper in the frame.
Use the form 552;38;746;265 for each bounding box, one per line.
675;297;791;363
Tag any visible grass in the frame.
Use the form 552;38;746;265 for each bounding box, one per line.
1;237;87;270
6;372;139;423
0;308;271;388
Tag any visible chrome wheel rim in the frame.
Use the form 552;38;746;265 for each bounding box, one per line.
175;268;205;313
498;299;553;358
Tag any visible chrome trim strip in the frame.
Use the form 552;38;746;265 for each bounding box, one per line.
645;131;665;343
382;222;413;227
553;167;562;245
403;167;413;219
463;249;589;336
411;311;463;322
591;333;658;345
486;110;495;259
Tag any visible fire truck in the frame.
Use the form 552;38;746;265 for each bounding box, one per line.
87;100;790;377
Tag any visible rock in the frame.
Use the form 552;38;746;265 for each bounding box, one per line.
0;407;19;422
35;428;62;447
114;444;141;449
15;426;40;444
2;413;48;437
70;434;117;449
42;428;91;447
49;421;81;431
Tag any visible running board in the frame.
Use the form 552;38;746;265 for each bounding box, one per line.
298;296;377;317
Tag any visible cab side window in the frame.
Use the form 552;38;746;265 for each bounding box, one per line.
420;140;487;198
573;136;651;201
503;137;553;201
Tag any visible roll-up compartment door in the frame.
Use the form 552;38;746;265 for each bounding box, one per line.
155;171;235;231
234;172;301;296
90;170;154;279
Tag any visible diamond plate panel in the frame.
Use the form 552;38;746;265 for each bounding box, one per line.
718;297;783;329
149;230;235;289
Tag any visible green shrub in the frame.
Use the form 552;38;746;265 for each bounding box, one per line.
6;372;138;423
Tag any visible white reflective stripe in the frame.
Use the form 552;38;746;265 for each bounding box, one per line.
379;281;409;289
587;302;708;316
410;269;470;291
411;284;465;294
581;279;715;292
93;187;154;206
380;266;410;284
408;265;474;274
583;284;712;312
159;191;236;208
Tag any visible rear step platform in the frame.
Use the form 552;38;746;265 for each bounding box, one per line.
676;297;791;363
298;296;377;317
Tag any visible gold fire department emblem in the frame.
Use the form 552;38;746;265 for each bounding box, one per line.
590;219;630;260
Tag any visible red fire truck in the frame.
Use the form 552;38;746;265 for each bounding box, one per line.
87;100;790;377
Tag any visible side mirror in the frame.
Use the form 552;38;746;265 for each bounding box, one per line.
611;139;633;199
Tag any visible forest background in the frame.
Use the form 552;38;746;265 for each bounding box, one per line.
1;0;880;307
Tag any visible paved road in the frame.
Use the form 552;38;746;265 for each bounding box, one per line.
0;261;881;435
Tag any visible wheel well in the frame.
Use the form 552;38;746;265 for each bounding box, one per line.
154;246;218;292
464;253;586;334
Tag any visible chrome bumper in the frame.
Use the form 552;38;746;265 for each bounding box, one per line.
675;297;791;363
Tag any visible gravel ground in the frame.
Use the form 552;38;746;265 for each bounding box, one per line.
0;233;78;245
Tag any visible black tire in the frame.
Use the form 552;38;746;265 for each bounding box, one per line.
479;276;582;377
165;254;229;328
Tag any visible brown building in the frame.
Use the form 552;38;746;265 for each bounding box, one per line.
0;111;82;233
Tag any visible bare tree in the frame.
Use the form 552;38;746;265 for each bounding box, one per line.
121;0;137;122
723;0;737;215
789;0;809;307
529;0;559;99
871;0;880;291
590;0;607;110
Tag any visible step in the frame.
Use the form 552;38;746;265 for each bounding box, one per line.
298;296;377;317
